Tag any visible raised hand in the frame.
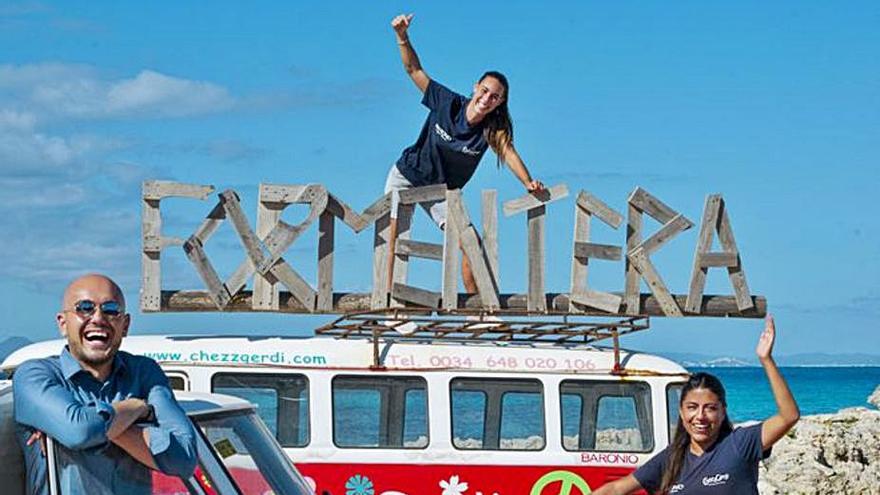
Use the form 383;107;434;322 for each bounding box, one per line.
391;14;414;38
526;179;545;192
756;315;776;361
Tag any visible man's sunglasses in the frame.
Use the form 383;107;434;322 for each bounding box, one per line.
68;300;124;318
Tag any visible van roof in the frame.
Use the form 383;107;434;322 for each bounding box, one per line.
2;334;687;375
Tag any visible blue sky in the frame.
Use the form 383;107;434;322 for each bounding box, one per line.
1;1;877;358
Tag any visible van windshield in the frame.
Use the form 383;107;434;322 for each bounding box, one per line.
191;409;313;495
43;406;312;495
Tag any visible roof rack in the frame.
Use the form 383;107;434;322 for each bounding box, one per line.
315;308;650;371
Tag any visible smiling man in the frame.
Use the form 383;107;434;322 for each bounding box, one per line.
13;273;197;495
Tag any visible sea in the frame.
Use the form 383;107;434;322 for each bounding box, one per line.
690;366;880;422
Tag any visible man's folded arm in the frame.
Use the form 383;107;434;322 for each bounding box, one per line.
13;361;114;450
134;364;198;477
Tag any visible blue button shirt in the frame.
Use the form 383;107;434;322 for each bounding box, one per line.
13;347;197;495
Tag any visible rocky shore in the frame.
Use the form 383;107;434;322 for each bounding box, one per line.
758;385;880;494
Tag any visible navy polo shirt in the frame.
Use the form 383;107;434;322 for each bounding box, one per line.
395;80;489;190
633;423;766;494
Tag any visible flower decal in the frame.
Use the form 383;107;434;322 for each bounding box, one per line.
346;474;375;495
440;475;468;495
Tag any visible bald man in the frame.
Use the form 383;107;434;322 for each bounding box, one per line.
13;274;196;495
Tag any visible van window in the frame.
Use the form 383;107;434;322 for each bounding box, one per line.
332;375;428;449
212;373;309;447
667;382;684;442
451;378;545;451
560;380;654;452
165;373;187;391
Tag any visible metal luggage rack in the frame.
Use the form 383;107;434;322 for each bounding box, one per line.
315;308;650;346
316;309;650;371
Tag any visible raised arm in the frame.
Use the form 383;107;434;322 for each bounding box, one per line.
391;14;430;93
757;315;800;450
500;142;545;192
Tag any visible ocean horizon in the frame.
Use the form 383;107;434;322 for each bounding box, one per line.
689;366;880;422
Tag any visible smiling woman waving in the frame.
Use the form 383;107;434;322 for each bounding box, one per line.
384;13;544;295
593;316;800;495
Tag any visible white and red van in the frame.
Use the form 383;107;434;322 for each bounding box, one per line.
4;319;687;495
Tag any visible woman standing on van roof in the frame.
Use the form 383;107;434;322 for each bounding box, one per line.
385;13;545;294
594;316;800;495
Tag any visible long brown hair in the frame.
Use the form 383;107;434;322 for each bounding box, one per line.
659;373;734;494
478;71;513;167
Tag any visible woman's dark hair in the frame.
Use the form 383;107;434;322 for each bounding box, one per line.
659;372;734;494
478;71;513;167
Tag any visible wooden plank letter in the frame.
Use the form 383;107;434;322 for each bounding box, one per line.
442;190;461;310
141;180;215;311
502;183;569;217
389;204;414;308
629;247;683;317
569;190;624;313
685;195;753;313
527;205;546;311
482;189;499;287
254;188;283;310
371;212;391;309
317;210;335;311
446;190;499;309
625;188;693;316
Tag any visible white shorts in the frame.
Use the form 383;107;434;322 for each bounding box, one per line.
384;165;447;229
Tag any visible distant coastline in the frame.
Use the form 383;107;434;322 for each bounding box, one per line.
657;351;880;368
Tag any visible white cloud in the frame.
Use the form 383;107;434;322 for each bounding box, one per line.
0;179;88;207
104;70;234;117
0;109;37;131
3;240;136;289
0;127;85;171
0;62;94;92
0;63;235;120
0;63;246;289
0;63;237;180
0;186;143;288
0;126;122;176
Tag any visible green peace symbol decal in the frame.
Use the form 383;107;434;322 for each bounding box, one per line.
530;470;592;495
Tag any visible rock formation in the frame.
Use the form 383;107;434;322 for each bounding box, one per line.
758;390;880;494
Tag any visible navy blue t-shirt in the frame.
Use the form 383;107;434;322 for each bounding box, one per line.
395;80;489;190
633;423;765;494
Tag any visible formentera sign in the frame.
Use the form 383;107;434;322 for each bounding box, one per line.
140;180;764;318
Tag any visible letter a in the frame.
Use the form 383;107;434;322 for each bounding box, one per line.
685;195;753;313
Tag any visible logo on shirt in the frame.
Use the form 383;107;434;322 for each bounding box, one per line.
702;473;730;487
460;145;481;156
669;484;684;494
434;123;452;142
